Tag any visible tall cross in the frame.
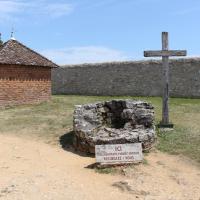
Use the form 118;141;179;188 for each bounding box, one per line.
144;32;187;127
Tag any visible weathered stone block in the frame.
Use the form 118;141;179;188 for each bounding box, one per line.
73;99;156;154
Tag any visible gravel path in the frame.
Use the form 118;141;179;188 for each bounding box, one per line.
0;134;199;200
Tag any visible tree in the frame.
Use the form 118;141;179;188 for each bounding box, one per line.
0;33;3;46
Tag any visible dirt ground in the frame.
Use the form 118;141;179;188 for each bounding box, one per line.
0;134;199;200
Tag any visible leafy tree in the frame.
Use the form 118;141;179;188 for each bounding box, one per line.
0;33;3;45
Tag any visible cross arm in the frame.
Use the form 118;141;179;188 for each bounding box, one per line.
144;50;187;57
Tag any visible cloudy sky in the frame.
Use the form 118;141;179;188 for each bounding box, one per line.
0;0;200;65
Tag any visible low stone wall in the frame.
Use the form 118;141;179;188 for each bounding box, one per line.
73;100;156;153
52;58;200;98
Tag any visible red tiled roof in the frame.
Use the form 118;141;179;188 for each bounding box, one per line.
0;39;59;68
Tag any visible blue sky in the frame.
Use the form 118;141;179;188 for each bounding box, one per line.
0;0;200;65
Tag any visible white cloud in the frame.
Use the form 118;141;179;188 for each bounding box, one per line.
0;0;74;23
0;0;26;22
80;0;119;10
0;1;25;13
44;3;74;18
41;46;130;65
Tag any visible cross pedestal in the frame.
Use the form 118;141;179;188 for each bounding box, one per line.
144;32;187;128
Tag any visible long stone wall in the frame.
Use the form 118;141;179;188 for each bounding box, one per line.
52;58;200;97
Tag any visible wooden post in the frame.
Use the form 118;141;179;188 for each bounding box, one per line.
162;32;169;125
144;32;187;128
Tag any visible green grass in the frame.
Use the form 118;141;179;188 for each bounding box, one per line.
0;95;200;163
157;126;200;162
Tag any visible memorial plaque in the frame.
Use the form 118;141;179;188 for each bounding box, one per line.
95;143;143;165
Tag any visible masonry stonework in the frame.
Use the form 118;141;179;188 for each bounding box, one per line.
0;65;51;107
52;58;200;98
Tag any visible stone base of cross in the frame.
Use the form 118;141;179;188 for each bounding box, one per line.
144;32;187;128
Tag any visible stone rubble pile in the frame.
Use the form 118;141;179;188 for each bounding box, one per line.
73;100;156;153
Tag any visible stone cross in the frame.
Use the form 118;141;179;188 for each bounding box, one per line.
144;32;187;127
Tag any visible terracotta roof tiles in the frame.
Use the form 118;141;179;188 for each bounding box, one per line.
0;39;59;68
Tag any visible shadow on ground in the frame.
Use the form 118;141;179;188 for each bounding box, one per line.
59;130;94;158
59;130;74;149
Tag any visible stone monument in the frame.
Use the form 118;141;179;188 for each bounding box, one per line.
73;99;156;154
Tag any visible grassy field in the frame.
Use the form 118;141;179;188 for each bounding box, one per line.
0;95;200;163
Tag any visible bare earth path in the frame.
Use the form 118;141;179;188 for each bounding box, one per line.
0;134;200;200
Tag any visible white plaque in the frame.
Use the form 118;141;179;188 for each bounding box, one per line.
95;143;143;165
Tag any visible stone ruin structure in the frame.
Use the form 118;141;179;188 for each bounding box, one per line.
73;100;156;154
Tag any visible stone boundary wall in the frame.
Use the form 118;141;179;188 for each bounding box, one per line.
52;58;200;97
